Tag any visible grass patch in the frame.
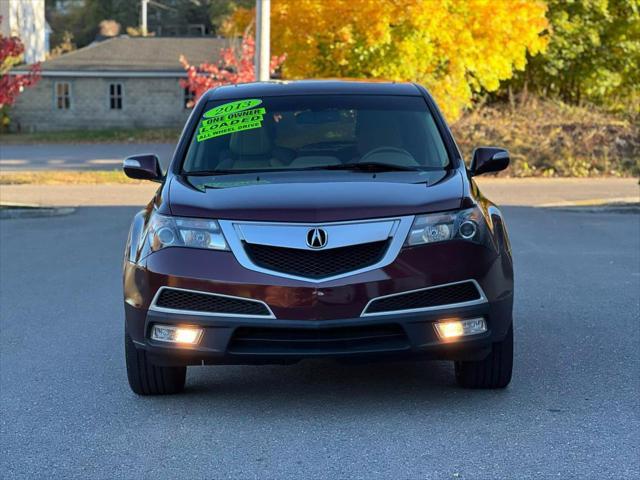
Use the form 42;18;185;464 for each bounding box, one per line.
0;128;181;145
0;170;142;185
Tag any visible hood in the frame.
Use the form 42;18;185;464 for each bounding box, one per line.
167;170;463;222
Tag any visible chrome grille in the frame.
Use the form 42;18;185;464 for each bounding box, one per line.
218;216;415;283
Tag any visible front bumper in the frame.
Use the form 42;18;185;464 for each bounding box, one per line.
124;239;513;365
125;295;512;366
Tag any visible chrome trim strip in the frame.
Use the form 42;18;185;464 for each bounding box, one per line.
235;219;398;251
219;216;415;283
149;286;276;319
360;279;488;317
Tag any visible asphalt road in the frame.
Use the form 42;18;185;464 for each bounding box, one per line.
1;206;638;479
0;143;175;171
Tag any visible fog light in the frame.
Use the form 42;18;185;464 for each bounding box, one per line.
434;318;487;339
151;324;204;345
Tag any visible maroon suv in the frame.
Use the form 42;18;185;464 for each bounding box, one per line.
122;80;514;395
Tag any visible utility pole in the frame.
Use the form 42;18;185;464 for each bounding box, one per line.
141;0;148;36
255;0;270;81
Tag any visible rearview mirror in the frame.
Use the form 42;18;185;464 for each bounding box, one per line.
470;147;510;176
123;154;163;182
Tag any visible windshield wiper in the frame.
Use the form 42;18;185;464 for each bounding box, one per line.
314;162;422;172
183;169;266;176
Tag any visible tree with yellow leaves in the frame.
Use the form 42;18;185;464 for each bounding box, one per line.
223;0;549;120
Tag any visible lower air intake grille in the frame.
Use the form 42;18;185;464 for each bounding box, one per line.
228;324;409;355
364;281;482;315
243;240;390;279
154;289;271;316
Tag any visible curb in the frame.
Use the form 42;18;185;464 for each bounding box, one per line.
551;204;640;214
538;197;639;214
0;202;76;219
537;196;638;208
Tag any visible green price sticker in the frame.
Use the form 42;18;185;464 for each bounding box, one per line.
203;99;263;119
197;99;266;142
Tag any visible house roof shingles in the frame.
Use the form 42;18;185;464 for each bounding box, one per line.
39;36;227;73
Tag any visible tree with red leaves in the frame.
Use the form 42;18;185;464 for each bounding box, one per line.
0;17;40;111
180;29;285;107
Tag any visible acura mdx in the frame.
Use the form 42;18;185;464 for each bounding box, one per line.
122;80;514;395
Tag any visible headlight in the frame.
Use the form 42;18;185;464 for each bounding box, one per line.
405;208;485;246
141;212;228;257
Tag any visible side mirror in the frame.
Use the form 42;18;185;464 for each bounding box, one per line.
123;154;163;182
470;147;510;176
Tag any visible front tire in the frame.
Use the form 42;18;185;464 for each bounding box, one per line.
455;324;513;389
125;333;186;395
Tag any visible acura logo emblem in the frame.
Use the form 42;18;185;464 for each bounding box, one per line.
306;228;328;249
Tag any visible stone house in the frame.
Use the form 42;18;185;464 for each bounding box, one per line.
10;36;225;132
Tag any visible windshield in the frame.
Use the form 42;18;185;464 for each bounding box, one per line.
182;95;451;174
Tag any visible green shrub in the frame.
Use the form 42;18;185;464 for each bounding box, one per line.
451;98;639;177
502;0;640;116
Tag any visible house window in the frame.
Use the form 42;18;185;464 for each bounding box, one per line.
109;83;123;109
183;87;195;109
55;82;71;109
